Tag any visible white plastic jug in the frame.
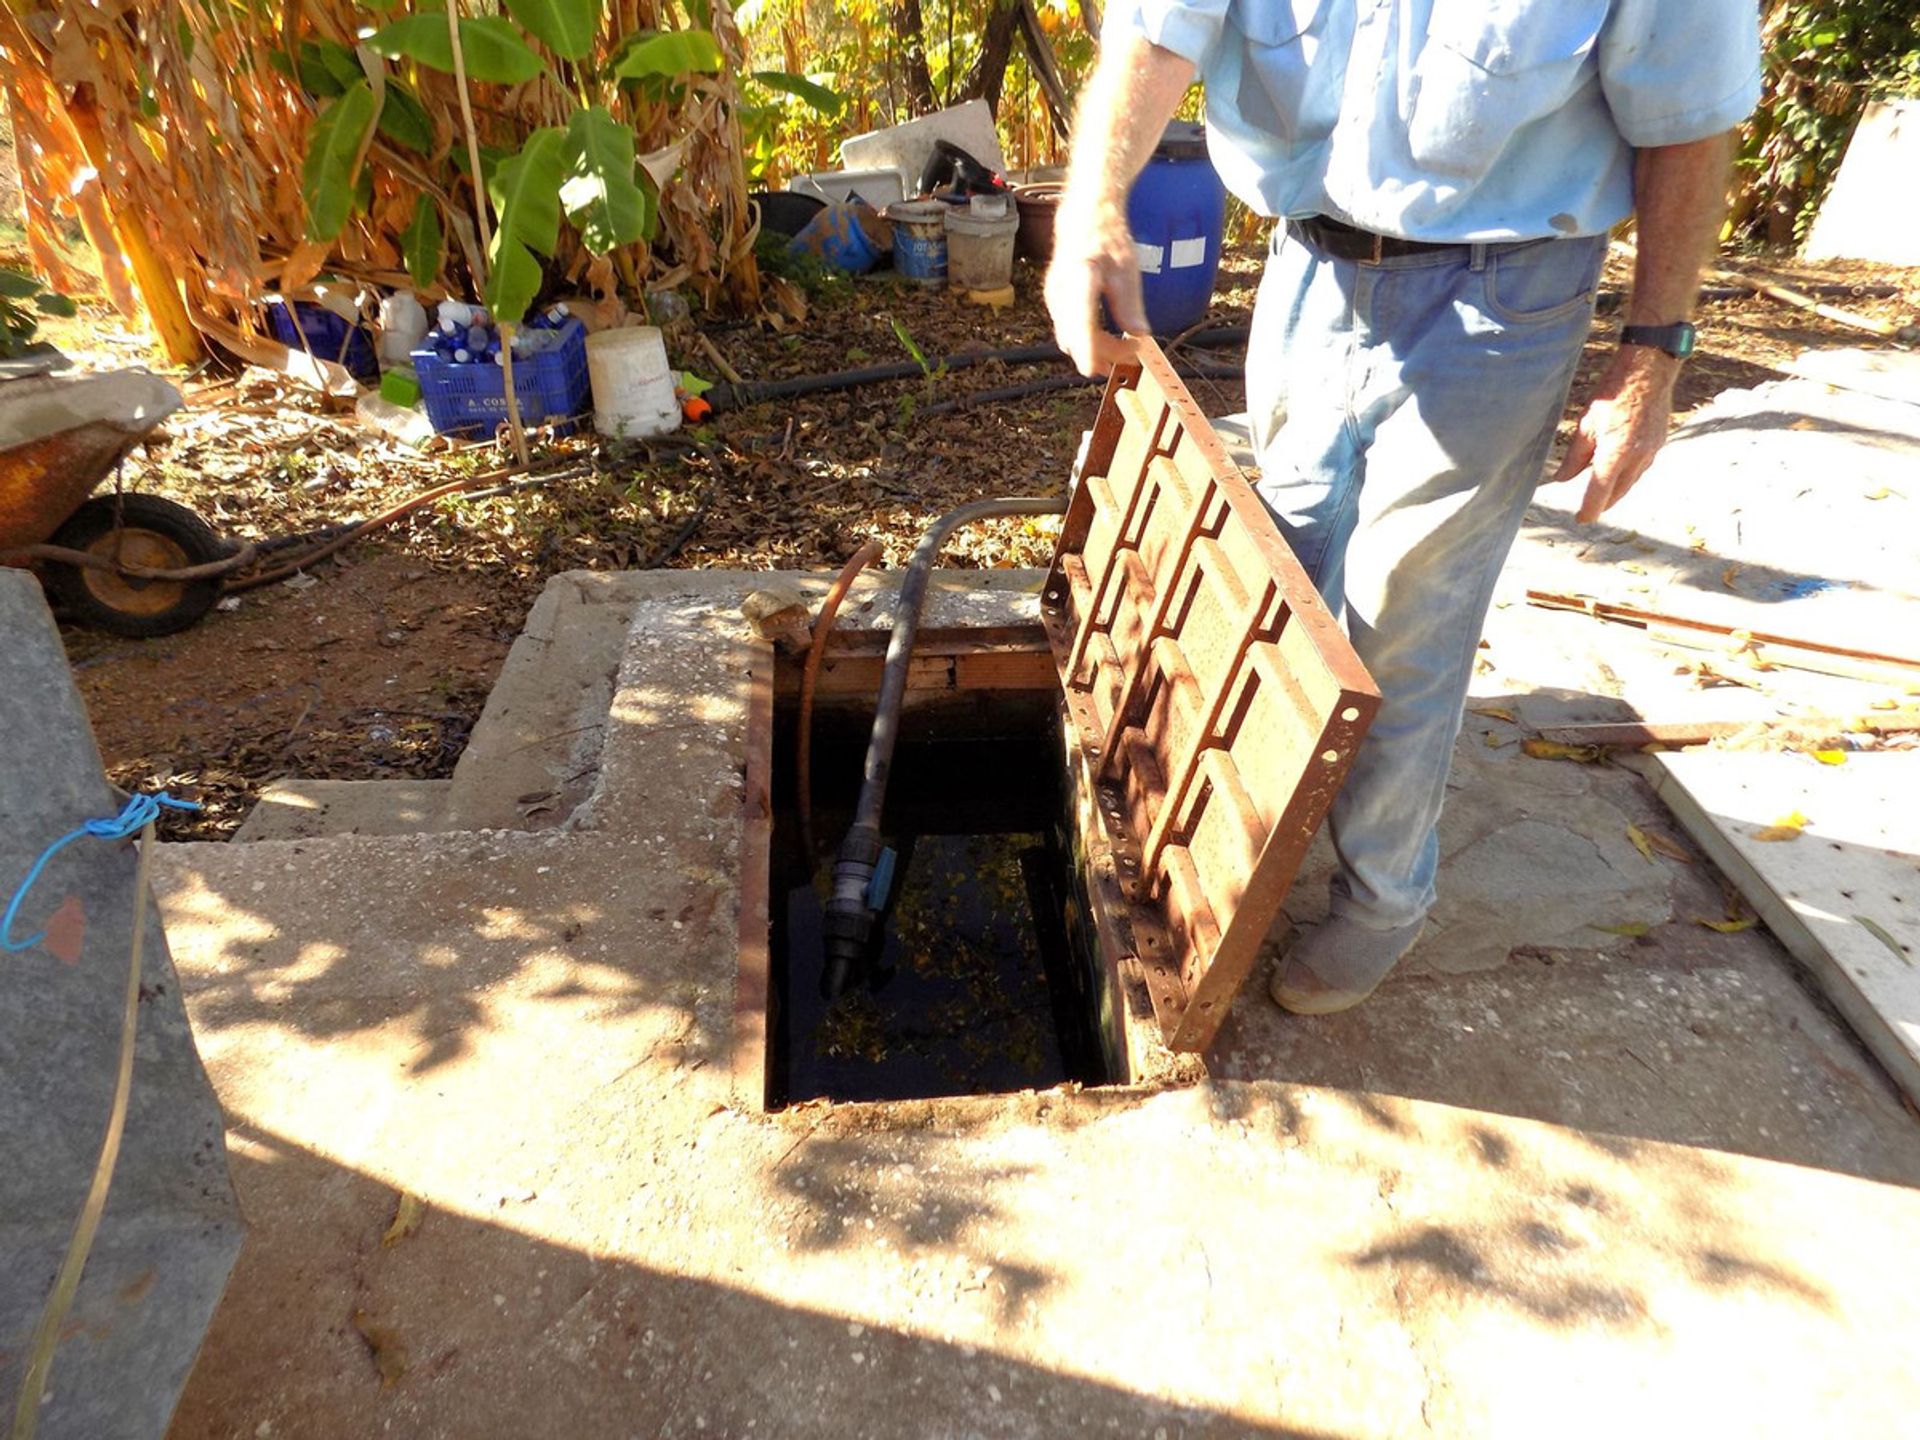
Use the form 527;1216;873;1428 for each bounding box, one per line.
376;292;429;367
586;325;679;439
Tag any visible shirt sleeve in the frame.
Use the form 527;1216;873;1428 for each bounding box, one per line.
1596;0;1763;147
1105;0;1231;71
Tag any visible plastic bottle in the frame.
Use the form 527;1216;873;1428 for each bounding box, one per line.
376;292;429;367
356;389;435;448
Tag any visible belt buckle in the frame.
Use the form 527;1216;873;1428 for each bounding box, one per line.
1366;231;1384;265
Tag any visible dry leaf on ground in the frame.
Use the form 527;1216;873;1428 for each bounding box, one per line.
1626;823;1655;863
1808;749;1848;766
1752;810;1810;842
352;1311;410;1387
1522;738;1604;764
381;1191;427;1248
1591;922;1651;937
1697;916;1759;934
1855;916;1912;966
1641;829;1692;863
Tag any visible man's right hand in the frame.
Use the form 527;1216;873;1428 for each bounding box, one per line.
1044;196;1152;377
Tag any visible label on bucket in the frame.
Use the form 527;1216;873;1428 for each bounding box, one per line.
1170;237;1208;269
1135;242;1164;275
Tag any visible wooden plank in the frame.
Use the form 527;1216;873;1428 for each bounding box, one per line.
1651;751;1920;1104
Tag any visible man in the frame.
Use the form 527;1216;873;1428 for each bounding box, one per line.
1045;1;1760;1014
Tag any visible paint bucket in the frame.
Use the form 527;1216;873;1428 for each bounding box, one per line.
887;200;950;283
586;325;679;439
1013;183;1065;265
944;194;1019;291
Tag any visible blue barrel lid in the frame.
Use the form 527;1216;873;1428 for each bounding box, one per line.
1155;120;1209;160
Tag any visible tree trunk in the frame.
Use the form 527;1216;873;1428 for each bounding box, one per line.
1074;0;1101;41
1015;0;1073;141
893;0;938;117
960;0;1021;114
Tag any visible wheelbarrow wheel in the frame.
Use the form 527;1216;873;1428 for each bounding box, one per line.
45;494;226;638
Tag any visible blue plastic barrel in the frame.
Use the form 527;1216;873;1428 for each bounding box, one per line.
1126;121;1226;336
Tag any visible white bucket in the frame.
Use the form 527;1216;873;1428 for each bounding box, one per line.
586;325;679;439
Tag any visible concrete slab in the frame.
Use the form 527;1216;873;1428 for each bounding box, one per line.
0;572;243;1440
232;778;450;842
1784;347;1920;409
1652;749;1920;1103
150;570;1920;1438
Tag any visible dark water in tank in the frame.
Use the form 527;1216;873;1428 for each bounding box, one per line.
769;719;1107;1107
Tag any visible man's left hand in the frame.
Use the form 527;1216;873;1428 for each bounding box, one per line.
1553;345;1682;523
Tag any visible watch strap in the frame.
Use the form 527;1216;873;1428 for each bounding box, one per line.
1620;322;1696;359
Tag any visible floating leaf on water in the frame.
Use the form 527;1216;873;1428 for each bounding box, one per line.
1522;738;1604;764
1696;916;1758;934
1752;810;1809;842
381;1191;427;1248
1854;915;1912;966
1626;823;1655;863
1592;922;1650;937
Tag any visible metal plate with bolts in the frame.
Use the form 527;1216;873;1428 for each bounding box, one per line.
1042;339;1380;1054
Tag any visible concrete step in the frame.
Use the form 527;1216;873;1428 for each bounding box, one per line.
233;777;452;842
442;571;642;832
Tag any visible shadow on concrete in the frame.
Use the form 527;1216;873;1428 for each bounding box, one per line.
169;1123;1346;1440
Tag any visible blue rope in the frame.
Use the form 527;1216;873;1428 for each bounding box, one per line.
2;792;200;954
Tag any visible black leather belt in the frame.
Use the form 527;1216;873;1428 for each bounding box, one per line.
1287;215;1462;264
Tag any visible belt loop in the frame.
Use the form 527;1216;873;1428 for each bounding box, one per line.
1469;243;1488;273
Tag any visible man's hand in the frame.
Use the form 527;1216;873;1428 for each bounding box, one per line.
1553;345;1680;523
1044;197;1151;377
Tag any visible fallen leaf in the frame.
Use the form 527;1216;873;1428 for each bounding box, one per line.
1864;486;1892;500
1482;730;1514;749
1809;749;1847;766
1591;922;1650;937
1855;916;1912;967
1721;564;1742;589
1621;561;1648;574
1642;829;1692;863
1752;810;1809;842
1626;823;1655;863
1870;698;1899;711
1522;738;1604;764
1789;416;1821;430
381;1191;427;1248
352;1311;410;1388
1469;705;1518;724
1696;916;1758;934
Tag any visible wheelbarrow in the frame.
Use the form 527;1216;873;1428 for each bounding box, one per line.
0;355;252;636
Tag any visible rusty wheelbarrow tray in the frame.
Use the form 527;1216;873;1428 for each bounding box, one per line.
1;367;253;635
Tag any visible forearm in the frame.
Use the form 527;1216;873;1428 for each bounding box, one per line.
1060;32;1195;219
1625;131;1735;329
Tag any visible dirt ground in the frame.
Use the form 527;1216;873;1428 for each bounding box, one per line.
29;241;1920;840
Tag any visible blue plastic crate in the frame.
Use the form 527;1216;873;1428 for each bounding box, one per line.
411;318;591;438
263;297;380;381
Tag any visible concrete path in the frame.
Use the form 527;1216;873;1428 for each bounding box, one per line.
150;570;1920;1439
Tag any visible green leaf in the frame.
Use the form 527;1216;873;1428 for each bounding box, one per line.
488;126;568;258
890;316;929;375
400;194;443;288
0;269;41;299
33;292;78;317
485;238;545;327
611;28;723;80
503;0;601;61
377;81;435;153
368;12;545;85
301;80;378;241
561;105;652;253
751;69;844;117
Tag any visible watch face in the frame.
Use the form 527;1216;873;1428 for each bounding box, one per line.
1672;325;1696;358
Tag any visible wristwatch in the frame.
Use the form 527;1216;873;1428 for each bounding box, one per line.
1620;322;1696;360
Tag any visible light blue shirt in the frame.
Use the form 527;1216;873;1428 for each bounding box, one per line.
1111;0;1762;241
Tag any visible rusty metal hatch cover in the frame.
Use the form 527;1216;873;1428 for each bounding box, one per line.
1042;340;1380;1054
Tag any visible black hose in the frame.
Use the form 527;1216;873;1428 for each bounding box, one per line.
820;495;1069;999
914;356;1244;419
708;329;1253;413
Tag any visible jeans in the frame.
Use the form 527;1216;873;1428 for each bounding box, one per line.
1248;226;1606;931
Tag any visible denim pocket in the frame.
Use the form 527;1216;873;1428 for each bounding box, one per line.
1480;241;1601;327
1407;0;1607;180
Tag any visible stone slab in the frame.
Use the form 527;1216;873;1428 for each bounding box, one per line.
1652;749;1920;1103
1805;100;1920;266
0;571;242;1440
1784;346;1920;409
149;570;1920;1438
232;778;450;842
